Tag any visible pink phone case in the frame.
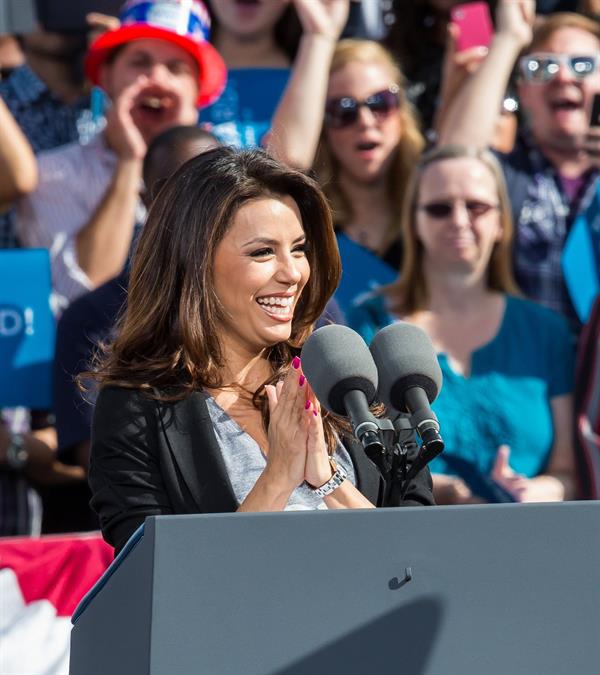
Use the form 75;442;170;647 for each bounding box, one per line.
450;2;494;52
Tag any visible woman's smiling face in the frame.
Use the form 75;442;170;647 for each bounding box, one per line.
212;194;310;357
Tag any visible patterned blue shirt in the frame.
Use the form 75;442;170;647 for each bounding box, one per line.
495;134;600;332
0;65;102;249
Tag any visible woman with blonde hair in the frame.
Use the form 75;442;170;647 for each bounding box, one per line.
269;37;424;289
348;144;578;505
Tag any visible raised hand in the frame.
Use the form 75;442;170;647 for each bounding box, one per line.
495;0;535;48
86;12;120;44
104;76;149;161
435;23;490;131
292;0;350;41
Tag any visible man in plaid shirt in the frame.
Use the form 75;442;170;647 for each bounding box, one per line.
439;4;600;332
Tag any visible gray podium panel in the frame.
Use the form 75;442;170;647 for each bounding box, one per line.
70;502;600;675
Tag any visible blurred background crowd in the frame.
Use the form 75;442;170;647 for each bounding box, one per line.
2;0;600;537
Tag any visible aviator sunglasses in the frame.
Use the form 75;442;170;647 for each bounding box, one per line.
519;52;600;82
324;84;401;129
418;200;499;219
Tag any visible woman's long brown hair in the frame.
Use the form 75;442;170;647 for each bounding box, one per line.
87;147;345;449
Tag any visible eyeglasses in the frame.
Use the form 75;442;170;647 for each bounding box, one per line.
324;85;401;129
418;200;499;219
519;52;600;82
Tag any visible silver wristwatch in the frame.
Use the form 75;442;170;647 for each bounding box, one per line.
311;460;347;498
6;433;28;471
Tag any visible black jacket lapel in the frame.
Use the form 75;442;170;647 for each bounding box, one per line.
159;392;237;513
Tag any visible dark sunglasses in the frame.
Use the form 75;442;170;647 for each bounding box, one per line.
324;85;401;129
418;200;499;219
519;52;600;82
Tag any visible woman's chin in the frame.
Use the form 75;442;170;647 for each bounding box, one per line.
258;324;293;347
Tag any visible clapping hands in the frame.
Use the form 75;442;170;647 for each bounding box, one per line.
264;357;332;492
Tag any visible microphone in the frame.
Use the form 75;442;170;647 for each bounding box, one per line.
300;325;388;462
369;322;444;461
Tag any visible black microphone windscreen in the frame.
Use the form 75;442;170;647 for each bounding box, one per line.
369;322;442;411
300;325;378;415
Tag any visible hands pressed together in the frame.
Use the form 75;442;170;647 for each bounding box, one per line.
264;356;333;493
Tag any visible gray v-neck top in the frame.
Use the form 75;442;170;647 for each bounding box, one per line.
205;395;356;510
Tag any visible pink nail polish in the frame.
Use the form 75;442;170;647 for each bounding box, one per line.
292;356;301;370
313;409;318;417
299;375;306;386
304;400;311;410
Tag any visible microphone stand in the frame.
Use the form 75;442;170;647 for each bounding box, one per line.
362;412;445;504
386;414;419;506
395;412;444;501
360;416;396;476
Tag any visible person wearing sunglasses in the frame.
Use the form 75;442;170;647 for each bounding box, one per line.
439;2;600;334
348;144;579;505
270;39;424;312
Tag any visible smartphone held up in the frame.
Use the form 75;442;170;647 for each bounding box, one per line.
450;1;494;53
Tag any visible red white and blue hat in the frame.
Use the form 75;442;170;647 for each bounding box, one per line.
85;0;226;108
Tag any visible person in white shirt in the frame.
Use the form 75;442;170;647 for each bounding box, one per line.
15;0;226;310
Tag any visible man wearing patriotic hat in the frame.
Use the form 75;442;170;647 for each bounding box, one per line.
15;0;226;309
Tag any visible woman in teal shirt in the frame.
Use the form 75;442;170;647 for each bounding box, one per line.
348;145;577;504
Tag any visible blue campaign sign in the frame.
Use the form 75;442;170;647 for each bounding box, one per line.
334;233;397;315
201;67;290;148
563;183;600;323
0;249;55;408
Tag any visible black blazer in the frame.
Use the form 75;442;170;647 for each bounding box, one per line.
89;386;434;554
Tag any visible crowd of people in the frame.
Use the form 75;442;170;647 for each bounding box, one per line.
1;0;600;543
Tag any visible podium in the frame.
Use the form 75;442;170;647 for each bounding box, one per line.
70;502;600;675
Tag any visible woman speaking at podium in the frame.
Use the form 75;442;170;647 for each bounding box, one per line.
87;147;434;554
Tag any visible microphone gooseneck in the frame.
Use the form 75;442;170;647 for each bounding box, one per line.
369;321;445;465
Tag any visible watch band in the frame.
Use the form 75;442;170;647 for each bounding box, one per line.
311;459;347;498
5;433;28;471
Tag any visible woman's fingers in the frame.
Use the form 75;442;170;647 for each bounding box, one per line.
265;384;278;415
275;359;306;421
305;380;319;411
276;379;284;400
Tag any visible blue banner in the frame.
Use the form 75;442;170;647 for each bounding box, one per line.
0;250;55;408
563;182;600;323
